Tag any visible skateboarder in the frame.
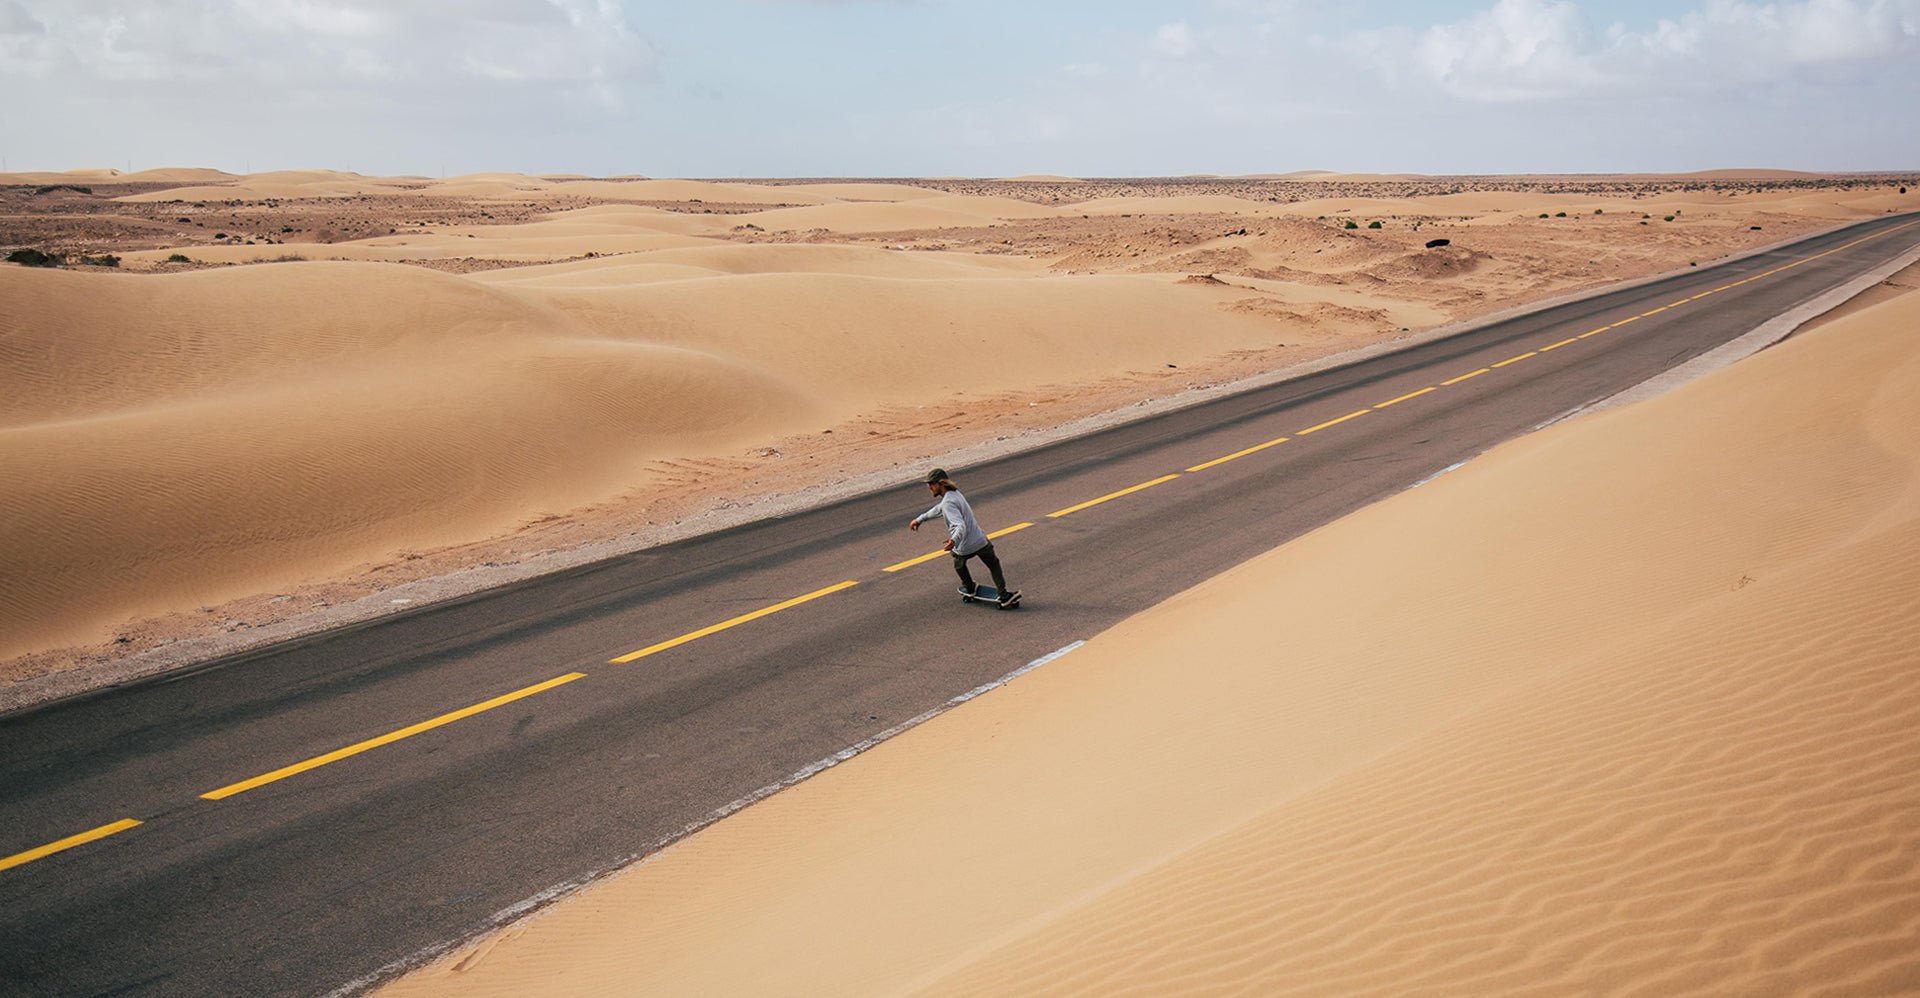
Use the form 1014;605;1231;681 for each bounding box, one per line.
908;468;1021;607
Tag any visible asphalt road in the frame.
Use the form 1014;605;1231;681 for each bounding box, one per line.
4;212;1918;996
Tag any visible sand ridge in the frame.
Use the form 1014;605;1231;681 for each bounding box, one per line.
378;266;1920;998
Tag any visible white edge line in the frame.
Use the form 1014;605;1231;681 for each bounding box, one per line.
1572;234;1920;418
1408;460;1470;490
324;639;1089;998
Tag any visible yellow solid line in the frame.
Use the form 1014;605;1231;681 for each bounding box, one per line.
1187;436;1289;472
1539;336;1579;352
201;673;588;800
1689;292;1714;300
1712;285;1735;292
1047;474;1180;518
612;581;859;662
0;819;142;874
1491;351;1536;368
989;522;1034;540
1374;386;1436;409
1297;409;1372;435
1441;368;1489;386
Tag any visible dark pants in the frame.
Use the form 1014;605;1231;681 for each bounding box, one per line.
952;542;1009;594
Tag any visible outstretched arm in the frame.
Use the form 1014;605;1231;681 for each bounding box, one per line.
908;499;945;531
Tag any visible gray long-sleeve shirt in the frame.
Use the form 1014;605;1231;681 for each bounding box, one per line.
914;489;989;556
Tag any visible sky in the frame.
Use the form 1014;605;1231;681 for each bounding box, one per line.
2;0;1916;177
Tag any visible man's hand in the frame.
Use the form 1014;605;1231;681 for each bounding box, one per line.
908;519;920;531
942;538;956;552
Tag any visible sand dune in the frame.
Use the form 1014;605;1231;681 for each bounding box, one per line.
0;255;1282;659
488;271;1279;408
469;243;1038;288
727;199;1035;232
0;263;818;658
776;182;952;202
116;177;404;202
380;276;1920;995
1076;193;1284;215
510;179;838;206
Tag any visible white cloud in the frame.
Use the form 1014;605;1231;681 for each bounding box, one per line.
1400;0;1920;101
1153;21;1199;59
1415;0;1598;100
0;0;653;91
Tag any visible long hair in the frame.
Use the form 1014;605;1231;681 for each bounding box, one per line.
933;477;959;492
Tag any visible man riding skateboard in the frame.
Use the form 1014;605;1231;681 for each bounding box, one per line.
908;468;1021;608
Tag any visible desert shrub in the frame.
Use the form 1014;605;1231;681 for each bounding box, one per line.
1594;208;1603;214
6;248;60;267
80;254;120;267
1343;220;1358;229
1367;220;1382;229
1539;213;1549;218
1425;238;1451;248
1664;215;1676;222
1554;211;1567;217
166;253;191;263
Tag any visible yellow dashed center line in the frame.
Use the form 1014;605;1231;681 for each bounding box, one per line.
1578;326;1610;338
1187;436;1289;472
1491;351;1536;368
1441;368;1489;386
885;522;1033;571
883;549;950;573
1669;298;1692;308
1639;306;1668;317
1610;316;1641;328
202;673;588;800
1047;474;1181;518
0;819;142;875
1297;409;1373;435
611;581;859;662
1374;386;1437;409
1539;336;1580;351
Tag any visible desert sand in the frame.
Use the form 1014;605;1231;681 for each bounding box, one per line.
378;265;1920;996
1;170;1911;690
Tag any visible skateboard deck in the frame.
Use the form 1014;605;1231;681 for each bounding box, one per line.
960;586;1021;609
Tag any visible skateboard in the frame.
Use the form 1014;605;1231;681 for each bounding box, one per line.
960;586;1022;609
